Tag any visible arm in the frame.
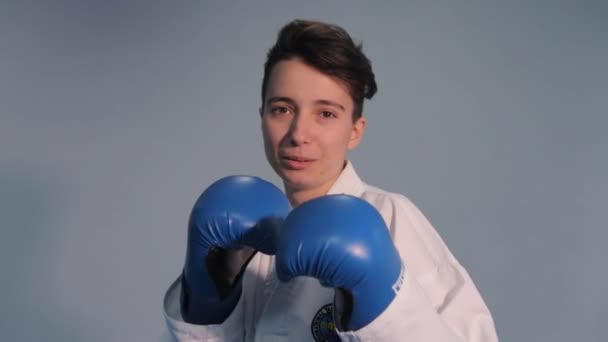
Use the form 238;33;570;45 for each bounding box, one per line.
163;175;289;341
337;194;498;341
163;274;246;342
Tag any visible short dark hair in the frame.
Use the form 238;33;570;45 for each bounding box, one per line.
261;19;377;121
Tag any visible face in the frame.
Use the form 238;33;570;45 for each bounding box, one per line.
260;58;366;196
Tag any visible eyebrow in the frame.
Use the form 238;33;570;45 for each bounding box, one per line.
266;97;346;112
316;99;345;112
266;96;298;108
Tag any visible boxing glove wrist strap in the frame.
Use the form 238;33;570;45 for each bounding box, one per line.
180;271;243;325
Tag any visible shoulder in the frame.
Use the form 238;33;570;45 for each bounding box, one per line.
359;182;429;235
356;180;485;317
359;182;454;275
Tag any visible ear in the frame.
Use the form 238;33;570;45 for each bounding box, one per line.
347;116;367;150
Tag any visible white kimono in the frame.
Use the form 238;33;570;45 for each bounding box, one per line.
163;162;499;341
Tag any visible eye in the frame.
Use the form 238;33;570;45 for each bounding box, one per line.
270;106;291;115
320;111;336;119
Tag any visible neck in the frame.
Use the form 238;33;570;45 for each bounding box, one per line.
285;184;333;208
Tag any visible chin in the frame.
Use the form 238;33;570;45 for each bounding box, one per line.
279;170;316;191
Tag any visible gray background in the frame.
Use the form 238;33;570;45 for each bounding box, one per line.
1;1;606;341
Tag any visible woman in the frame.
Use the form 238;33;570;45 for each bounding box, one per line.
163;19;498;342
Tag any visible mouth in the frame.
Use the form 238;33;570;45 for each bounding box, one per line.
279;155;315;170
281;155;315;162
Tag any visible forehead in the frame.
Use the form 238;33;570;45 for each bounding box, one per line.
266;58;353;107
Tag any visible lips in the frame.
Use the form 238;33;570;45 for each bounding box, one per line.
280;154;315;170
281;155;314;162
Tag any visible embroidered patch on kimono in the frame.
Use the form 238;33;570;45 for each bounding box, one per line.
311;304;340;342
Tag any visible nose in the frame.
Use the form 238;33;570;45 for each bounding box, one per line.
286;113;312;146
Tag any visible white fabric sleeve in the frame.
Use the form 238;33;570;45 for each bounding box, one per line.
337;263;498;341
337;267;461;341
340;193;499;341
163;276;245;342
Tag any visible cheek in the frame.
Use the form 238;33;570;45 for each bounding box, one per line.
321;127;352;157
261;121;283;152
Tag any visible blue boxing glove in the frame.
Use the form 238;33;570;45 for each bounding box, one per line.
275;194;404;331
181;176;290;324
